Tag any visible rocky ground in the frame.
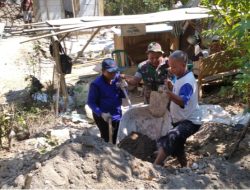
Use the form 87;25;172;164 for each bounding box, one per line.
0;4;250;188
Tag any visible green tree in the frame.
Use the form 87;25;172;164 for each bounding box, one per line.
201;0;250;109
104;0;170;15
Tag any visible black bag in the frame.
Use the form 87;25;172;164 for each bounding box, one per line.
49;41;72;74
60;54;72;74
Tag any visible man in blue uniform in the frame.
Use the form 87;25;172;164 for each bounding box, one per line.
87;58;125;144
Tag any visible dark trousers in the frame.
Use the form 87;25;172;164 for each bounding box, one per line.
92;112;119;144
158;120;201;157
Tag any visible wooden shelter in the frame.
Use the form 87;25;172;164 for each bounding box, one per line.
20;7;211;114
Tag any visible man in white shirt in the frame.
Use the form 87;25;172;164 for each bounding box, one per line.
154;50;201;167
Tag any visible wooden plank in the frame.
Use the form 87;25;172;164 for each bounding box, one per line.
200;50;239;78
197;50;240;98
73;27;101;62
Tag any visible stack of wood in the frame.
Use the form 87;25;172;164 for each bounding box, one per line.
195;49;240;98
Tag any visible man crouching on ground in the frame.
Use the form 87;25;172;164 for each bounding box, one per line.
154;50;202;167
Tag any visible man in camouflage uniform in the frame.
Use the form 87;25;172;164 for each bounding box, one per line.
123;42;173;104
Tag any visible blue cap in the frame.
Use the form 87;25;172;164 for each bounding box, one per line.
102;58;118;73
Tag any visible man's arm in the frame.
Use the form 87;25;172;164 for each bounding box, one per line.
167;91;185;107
120;74;141;86
87;83;102;116
167;83;193;108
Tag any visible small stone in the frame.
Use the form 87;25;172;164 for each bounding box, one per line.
179;167;191;173
35;162;41;169
213;184;219;189
191;163;199;170
210;174;218;180
91;174;97;180
135;184;144;190
197;170;206;175
208;163;215;171
198;162;208;170
1;184;9;189
14;175;25;187
44;180;50;185
70;184;76;189
68;178;74;184
175;170;179;175
203;152;210;157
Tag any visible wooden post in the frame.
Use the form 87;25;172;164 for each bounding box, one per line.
113;34;125;66
72;0;75;18
170;34;179;51
51;31;68;115
197;57;203;100
98;0;104;16
45;0;50;20
248;84;250;112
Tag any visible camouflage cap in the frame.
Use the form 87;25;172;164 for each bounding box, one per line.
146;42;164;54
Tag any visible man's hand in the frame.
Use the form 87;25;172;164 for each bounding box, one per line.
158;85;171;96
164;79;173;91
101;112;112;122
120;74;126;79
116;79;128;89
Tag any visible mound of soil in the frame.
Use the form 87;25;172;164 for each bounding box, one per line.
1;133;162;189
1;126;250;189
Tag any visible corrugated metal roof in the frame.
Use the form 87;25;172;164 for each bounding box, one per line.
20;7;211;43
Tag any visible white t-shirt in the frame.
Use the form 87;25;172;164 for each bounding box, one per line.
170;71;201;124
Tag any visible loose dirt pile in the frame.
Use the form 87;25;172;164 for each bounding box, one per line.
1;132;163;189
1;123;249;189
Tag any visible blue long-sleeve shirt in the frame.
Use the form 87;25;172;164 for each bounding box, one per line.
87;74;125;121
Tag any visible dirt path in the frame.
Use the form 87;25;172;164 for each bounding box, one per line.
0;36;31;94
0;36;54;103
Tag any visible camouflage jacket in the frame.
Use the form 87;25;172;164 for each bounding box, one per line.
135;59;172;91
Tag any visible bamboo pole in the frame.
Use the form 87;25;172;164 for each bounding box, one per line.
51;31;68;115
45;0;50;20
52;38;61;116
22;27;60;32
20;21;47;26
72;0;75;18
59;32;71;42
20;25;88;44
73;27;101;62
